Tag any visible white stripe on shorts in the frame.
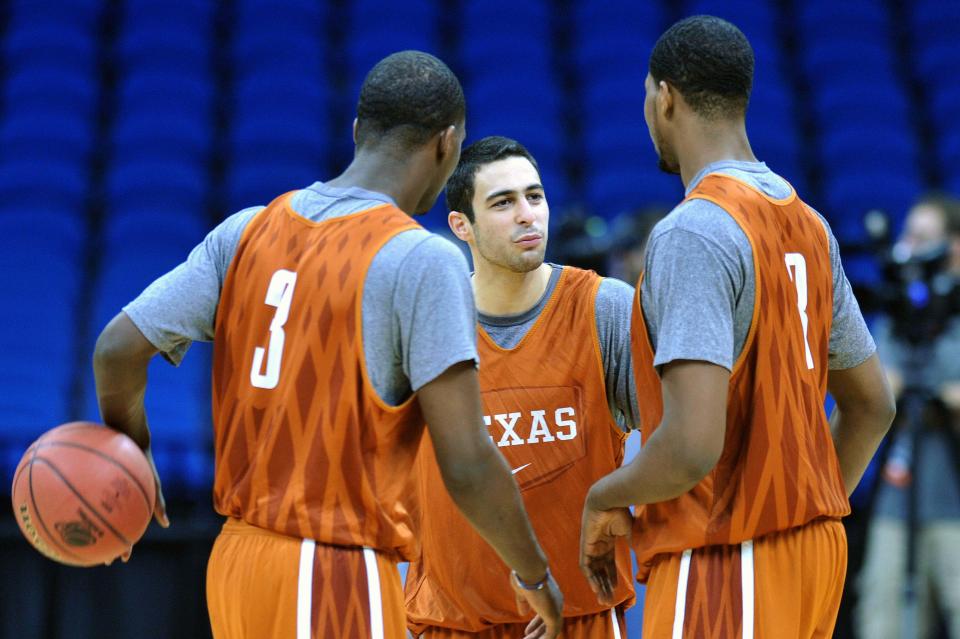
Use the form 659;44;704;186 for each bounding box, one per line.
610;607;622;639
741;540;755;639
297;539;316;639
672;549;693;639
363;547;384;639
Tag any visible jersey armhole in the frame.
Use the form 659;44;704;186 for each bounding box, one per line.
355;224;422;413
589;277;630;439
685;193;762;377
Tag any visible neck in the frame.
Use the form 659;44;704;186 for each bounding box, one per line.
325;148;428;214
472;260;553;316
677;118;757;189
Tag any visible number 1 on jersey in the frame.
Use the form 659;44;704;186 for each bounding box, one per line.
250;269;298;389
784;253;815;370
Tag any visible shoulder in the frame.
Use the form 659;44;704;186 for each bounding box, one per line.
596;276;635;306
373;230;470;290
386;230;469;270
212;206;265;241
649;198;750;250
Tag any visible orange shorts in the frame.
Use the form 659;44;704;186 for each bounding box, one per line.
206;518;405;639
642;518;847;639
415;606;628;639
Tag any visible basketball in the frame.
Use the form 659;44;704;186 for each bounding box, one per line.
10;422;157;567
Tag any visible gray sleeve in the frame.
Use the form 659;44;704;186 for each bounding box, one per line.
393;235;479;391
595;277;640;431
642;227;741;371
816;213;877;370
122;206;263;365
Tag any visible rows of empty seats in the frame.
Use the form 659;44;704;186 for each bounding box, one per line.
0;0;953;494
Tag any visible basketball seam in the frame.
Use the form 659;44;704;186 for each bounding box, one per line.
31;456;133;547
32;441;154;513
26;450;87;564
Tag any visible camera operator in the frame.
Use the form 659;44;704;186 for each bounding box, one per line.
856;194;960;639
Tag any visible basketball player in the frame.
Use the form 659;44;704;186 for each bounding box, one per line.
578;17;897;637
92;52;563;639
405;136;638;638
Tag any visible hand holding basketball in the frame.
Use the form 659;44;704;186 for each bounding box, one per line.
11;422;158;567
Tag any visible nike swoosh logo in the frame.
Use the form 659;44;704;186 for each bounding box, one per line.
511;463;532;475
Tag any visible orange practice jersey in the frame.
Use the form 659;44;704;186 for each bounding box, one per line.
211;193;427;559
630;174;850;579
406;267;634;632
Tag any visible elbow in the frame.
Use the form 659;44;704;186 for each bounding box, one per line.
93;323;130;372
437;452;487;499
878;390;897;433
670;435;722;490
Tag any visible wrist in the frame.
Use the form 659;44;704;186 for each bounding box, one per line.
514;555;549;587
512;567;551;591
586;482;613;512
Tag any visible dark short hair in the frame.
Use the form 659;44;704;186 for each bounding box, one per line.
356;51;465;148
445;136;540;223
649;15;754;120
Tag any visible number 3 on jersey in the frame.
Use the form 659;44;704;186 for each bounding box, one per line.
784;253;815;370
250;269;298;389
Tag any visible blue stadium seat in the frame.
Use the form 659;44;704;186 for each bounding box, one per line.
801;39;897;81
102;209;207;255
909;1;960;44
574;1;663;36
111;109;213;164
228;117;328;167
0;159;89;210
116;26;212;73
231;33;325;76
8;0;104;26
232;78;328;121
117;71;215;115
0;110;96;165
3;65;99;118
105;160;208;219
811;81;910;127
233;2;329;53
463;0;550;26
0;209;88;265
226;161;323;213
915;41;960;85
819;127;917;174
798;1;891;39
586;168;681;218
823;170;921;242
2;21;98;72
460;38;553;70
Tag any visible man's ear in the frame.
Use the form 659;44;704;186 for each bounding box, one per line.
658;80;676;120
353;118;359;145
437;124;458;161
448;210;473;242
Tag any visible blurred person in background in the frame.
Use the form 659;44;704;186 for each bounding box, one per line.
856;194;960;639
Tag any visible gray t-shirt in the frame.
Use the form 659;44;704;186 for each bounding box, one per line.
124;182;478;406
641;159;876;372
872;316;960;521
479;264;639;431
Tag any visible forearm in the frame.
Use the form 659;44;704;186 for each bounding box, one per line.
442;444;548;584
830;406;892;496
93;313;157;449
587;424;711;511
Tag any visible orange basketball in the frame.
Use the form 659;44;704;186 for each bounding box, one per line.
10;421;157;567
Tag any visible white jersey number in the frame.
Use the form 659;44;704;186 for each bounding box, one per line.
784;253;815;370
250;269;298;389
